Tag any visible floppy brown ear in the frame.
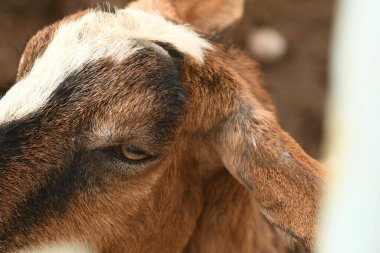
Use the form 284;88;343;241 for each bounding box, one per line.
128;0;244;33
212;101;325;250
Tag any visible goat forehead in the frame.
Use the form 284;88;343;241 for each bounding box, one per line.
0;8;211;124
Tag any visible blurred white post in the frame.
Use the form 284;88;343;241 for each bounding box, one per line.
317;0;380;252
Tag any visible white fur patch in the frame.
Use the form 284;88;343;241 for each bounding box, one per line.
117;8;213;62
16;242;94;253
0;8;212;123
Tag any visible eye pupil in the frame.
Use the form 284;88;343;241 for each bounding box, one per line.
120;145;148;161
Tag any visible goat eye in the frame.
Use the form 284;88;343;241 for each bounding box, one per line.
118;145;149;162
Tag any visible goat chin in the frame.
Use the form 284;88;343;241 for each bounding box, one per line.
16;242;94;253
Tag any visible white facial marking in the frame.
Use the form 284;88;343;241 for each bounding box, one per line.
16;241;94;253
0;8;212;124
118;8;213;62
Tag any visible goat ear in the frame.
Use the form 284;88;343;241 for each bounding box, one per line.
128;0;244;33
213;103;325;250
128;0;180;22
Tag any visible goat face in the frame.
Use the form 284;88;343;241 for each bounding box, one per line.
0;1;324;253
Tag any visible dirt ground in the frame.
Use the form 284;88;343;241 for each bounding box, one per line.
0;0;335;158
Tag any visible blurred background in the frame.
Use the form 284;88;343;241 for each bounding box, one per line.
0;0;335;158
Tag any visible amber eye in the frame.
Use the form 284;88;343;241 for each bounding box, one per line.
119;145;149;162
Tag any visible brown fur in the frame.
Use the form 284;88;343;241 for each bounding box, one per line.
129;0;243;33
0;1;324;252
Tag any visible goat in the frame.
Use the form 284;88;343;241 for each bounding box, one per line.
0;0;325;252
